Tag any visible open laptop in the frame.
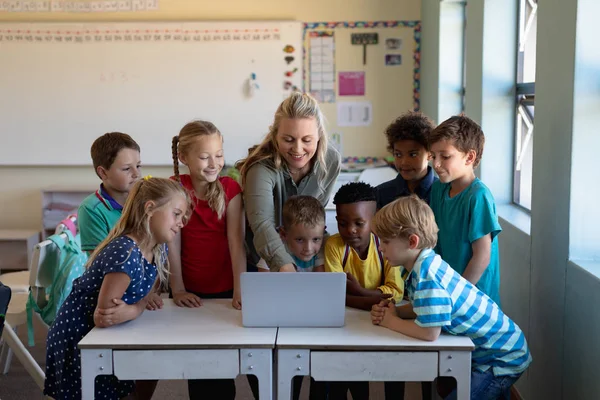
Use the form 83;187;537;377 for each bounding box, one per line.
241;272;346;327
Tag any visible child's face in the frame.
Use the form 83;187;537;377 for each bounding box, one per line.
180;134;224;183
100;148;142;195
430;139;475;184
392;140;430;182
276;117;319;173
280;222;325;262
148;194;188;244
378;236;412;267
336;201;376;250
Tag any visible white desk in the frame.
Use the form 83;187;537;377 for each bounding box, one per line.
276;307;474;400
78;299;277;400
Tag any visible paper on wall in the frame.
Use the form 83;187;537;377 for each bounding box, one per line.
337;101;372;127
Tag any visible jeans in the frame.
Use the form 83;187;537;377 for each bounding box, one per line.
445;369;521;400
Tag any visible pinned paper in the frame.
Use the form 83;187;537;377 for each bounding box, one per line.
337;101;372;127
339;71;365;96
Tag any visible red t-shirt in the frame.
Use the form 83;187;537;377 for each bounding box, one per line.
176;174;242;294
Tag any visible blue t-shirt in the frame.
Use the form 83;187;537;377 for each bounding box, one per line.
429;178;502;305
401;249;532;376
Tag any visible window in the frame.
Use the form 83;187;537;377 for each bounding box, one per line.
513;0;537;210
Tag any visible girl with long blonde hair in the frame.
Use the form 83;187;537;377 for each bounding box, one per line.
44;177;191;400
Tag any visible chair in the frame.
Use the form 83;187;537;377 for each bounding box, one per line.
0;215;77;294
0;232;68;388
357;166;398;187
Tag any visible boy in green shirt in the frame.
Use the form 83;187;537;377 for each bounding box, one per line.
78;132;141;252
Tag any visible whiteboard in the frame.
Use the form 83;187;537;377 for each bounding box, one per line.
0;21;303;165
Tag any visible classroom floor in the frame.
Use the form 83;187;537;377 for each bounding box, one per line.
0;318;422;399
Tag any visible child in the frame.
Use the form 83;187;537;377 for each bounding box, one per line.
257;195;325;272
78;132;142;252
169;120;251;400
376;111;437;208
370;196;532;400
428;115;502;305
257;196;327;400
324;182;403;400
325;182;403;309
44;177;191;400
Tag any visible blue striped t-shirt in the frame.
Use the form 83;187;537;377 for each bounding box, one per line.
401;249;532;376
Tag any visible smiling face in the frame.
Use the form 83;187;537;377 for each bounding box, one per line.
147;194;188;244
179;134;224;184
391;139;430;183
280;222;325;262
335;201;376;251
276;117;319;172
430;139;475;183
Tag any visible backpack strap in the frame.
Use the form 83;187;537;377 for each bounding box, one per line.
341;243;350;271
373;234;386;287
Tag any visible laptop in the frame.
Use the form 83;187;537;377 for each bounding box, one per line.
240;272;346;327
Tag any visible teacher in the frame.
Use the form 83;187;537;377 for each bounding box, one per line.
236;92;341;272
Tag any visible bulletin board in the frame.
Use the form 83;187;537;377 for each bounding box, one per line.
302;21;421;158
0;21;303;165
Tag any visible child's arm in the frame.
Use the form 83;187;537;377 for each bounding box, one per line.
167;232;202;308
463;188;501;285
346;293;393;311
396;303;417;319
227;193;246;310
377;261;404;302
371;301;441;341
462;233;492;285
93;272;146;328
145;280;164;310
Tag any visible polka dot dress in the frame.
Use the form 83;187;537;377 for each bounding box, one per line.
44;236;158;400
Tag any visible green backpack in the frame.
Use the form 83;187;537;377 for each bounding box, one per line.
26;230;87;346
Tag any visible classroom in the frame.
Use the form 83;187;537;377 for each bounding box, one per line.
0;0;598;399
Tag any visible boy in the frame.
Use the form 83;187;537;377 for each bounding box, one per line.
429;115;502;305
325;182;404;400
78;132;142;252
376;111;437;209
256;195;325;272
325;182;403;308
371;196;532;400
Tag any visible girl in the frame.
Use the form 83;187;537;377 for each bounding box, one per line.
170;121;250;400
44;177;191;400
236;91;341;274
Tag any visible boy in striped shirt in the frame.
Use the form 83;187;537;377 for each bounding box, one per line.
371;195;532;400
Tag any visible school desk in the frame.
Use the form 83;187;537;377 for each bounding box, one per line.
276;307;475;400
78;299;276;400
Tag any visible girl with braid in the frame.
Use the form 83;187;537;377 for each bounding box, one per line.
169;120;253;399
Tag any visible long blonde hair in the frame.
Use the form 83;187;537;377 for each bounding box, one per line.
236;92;329;186
86;178;192;286
172;120;226;219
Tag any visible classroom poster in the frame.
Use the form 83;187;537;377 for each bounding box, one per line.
338;71;365;96
308;31;335;103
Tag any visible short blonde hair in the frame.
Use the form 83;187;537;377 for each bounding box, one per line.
372;195;439;249
282;195;325;230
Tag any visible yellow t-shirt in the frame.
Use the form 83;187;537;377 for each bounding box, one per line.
324;233;403;301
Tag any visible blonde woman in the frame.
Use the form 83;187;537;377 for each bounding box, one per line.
237;92;341;273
